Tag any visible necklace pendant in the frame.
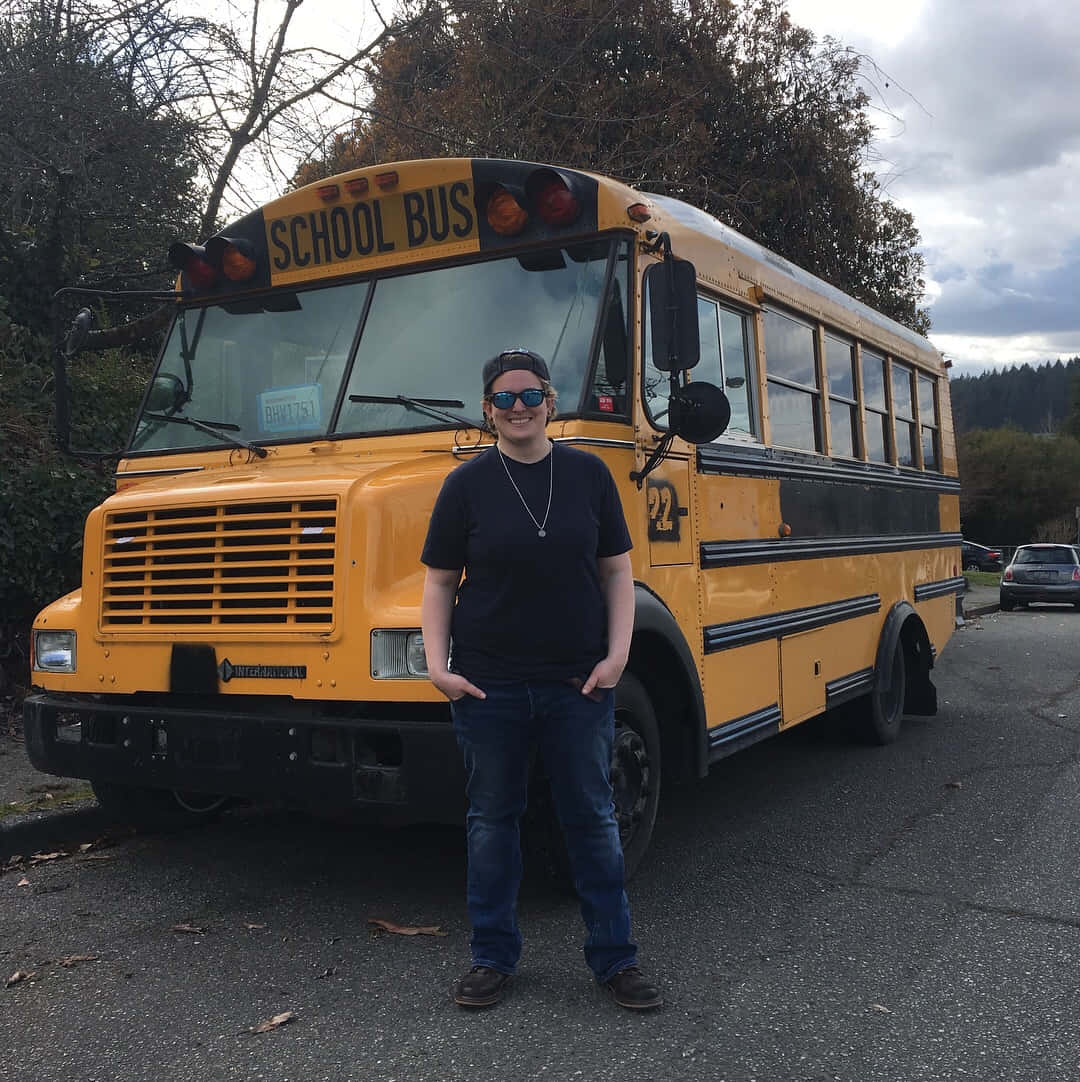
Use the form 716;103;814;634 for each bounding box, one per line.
538;529;546;538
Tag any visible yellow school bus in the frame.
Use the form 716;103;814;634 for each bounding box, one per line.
25;158;960;873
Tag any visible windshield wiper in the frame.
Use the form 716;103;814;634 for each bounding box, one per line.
347;393;484;432
143;412;268;458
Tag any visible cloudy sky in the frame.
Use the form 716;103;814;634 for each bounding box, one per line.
784;0;1080;374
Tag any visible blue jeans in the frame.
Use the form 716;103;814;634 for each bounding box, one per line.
450;680;637;981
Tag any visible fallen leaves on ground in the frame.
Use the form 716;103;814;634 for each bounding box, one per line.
171;923;206;935
250;1010;295;1034
57;954;99;968
2;837;117;878
6;970;36;988
29;851;65;865
367;917;448;938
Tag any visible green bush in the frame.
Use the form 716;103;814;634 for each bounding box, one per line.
0;321;151;689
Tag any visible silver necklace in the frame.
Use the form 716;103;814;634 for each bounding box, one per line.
498;444;553;537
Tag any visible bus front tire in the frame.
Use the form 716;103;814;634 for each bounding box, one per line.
612;672;661;880
91;780;227;833
523;671;661;886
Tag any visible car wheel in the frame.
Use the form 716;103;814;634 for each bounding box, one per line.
91;780;227;833
966;560;980;571
1000;597;1015;611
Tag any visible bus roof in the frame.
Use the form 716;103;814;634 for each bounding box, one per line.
645;191;940;367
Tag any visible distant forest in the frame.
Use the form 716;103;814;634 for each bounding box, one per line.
950;357;1080;434
951;357;1080;547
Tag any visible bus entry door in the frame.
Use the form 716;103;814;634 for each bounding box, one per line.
646;458;693;566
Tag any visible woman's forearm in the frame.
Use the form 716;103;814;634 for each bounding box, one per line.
421;569;459;675
600;553;634;664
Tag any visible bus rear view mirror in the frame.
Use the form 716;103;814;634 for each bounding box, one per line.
645;258;700;373
146;373;187;414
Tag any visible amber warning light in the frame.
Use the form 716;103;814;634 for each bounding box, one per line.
169;236;258;290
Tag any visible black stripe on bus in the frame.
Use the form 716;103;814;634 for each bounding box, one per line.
825;667;875;710
703;593;881;653
914;576;967;602
780;477;940;536
701;532;963;568
697;444;960;494
707;703;781;760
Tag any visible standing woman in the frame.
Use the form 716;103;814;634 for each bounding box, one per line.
420;348;661;1011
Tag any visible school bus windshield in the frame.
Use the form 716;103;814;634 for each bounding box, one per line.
130;237;627;453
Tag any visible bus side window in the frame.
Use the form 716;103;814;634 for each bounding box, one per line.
642;290;670;426
918;373;939;470
763;308;822;453
861;348;890;463
717;304;756;438
643;289;758;438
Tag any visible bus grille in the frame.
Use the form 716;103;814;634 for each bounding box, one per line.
100;499;338;629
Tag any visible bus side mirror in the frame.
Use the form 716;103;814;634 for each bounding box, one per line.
645;258;699;373
146;373;187;413
669;381;731;444
64;308;94;358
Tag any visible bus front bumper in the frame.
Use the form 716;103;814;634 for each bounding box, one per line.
22;692;465;823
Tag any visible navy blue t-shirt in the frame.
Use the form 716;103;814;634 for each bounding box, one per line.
420;442;632;683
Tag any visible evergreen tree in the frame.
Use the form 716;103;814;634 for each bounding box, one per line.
296;0;930;333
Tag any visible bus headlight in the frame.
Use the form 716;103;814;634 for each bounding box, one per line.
34;630;77;673
370;630;428;679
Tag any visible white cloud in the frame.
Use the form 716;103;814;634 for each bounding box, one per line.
787;0;1080;366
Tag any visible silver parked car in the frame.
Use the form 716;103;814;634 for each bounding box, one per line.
1000;544;1080;610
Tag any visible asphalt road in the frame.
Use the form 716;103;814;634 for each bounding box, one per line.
3;606;1080;1082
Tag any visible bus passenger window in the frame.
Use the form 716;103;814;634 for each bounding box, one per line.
862;349;889;463
892;361;918;467
718;305;756;437
696;297;724;391
918;373;939;470
763;309;821;453
825;333;859;459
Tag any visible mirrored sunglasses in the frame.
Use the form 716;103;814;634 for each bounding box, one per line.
488;388;546;409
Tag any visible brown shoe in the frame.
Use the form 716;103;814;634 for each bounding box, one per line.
605;966;662;1009
454;965;511;1007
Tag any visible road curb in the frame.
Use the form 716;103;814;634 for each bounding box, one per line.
963;603;1000;618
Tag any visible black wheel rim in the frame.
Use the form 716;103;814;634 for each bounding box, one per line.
611;718;649;847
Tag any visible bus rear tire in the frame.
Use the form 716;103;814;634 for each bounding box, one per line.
91;780;227;833
861;637;907;745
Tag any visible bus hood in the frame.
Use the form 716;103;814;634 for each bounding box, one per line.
92;452;458;639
